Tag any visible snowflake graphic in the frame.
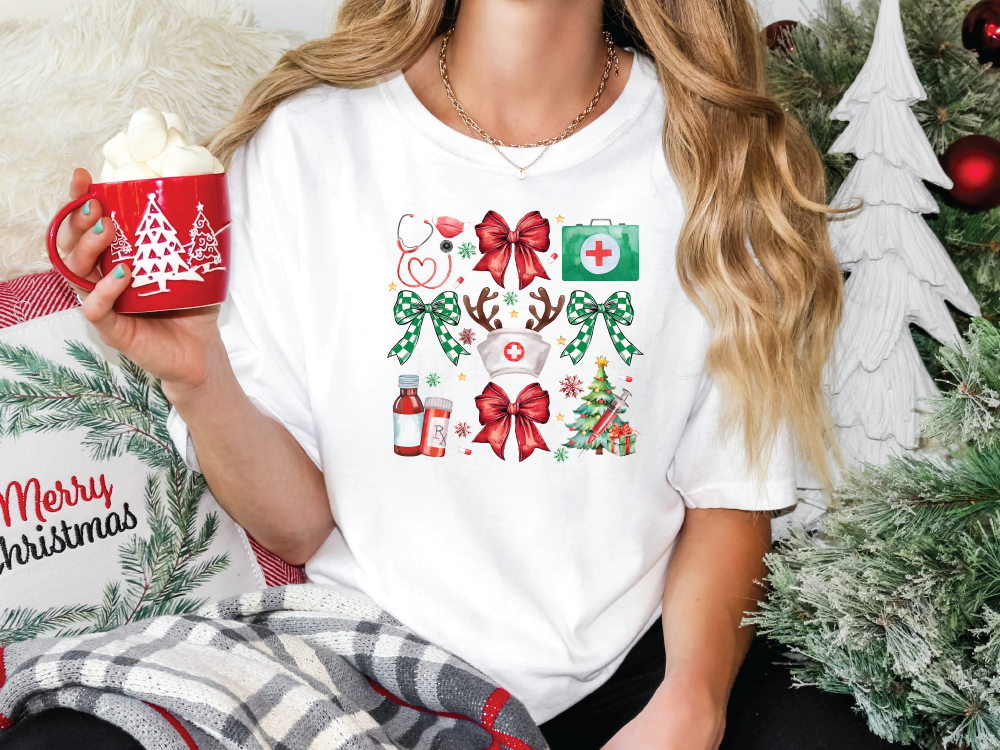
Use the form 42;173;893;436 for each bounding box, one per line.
426;373;441;388
503;291;518;306
554;448;569;463
559;374;585;400
455;421;471;438
459;328;476;345
458;241;477;260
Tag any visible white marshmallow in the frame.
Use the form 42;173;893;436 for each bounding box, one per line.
160;145;215;178
99;159;115;183
114;161;158;182
211;156;225;174
127;108;168;163
163;112;189;137
146;150;166;176
102;131;132;169
145;129;192;176
166;126;192;148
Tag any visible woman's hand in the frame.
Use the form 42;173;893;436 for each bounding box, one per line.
601;672;725;750
58;168;224;398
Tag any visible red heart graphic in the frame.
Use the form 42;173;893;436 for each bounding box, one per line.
407;256;438;288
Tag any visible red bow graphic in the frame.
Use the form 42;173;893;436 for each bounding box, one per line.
474;211;551;290
473;382;551;462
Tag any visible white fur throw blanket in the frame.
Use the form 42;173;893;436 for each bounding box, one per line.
0;0;302;281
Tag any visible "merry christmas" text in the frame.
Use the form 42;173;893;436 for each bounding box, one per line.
0;504;138;577
1;475;114;529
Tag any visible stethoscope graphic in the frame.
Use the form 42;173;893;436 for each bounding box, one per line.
396;213;453;290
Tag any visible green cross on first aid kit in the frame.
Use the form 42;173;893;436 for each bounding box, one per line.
561;220;639;282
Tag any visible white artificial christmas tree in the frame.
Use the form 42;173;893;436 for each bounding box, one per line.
826;0;979;469
130;193;203;296
109;211;136;263
186;202;225;274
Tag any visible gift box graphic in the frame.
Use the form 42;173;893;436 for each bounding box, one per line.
608;423;638;456
562;219;639;282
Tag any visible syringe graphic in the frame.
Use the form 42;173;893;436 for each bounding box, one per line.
586;389;632;446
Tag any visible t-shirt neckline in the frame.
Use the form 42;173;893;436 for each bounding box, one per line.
380;51;659;177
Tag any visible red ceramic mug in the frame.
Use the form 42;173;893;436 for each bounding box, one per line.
47;173;231;314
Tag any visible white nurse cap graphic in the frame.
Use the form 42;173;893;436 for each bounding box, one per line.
464;287;565;378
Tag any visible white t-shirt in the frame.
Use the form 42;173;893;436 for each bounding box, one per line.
166;53;795;723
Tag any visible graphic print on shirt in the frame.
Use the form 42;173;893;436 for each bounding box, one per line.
562;220;640;282
463;286;565;378
561;290;643;365
473;211;557;289
387;290;470;366
395;213;454;289
565;356;637;456
432;215;472;239
392;373;455;457
473;381;551;461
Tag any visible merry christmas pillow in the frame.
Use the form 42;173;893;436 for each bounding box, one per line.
0;308;265;645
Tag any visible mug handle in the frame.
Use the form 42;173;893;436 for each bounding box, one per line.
47;191;99;293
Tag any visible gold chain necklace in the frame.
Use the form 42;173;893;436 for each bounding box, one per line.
438;27;619;179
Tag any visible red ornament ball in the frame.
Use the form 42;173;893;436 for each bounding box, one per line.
940;135;1000;211
963;0;1000;68
765;20;804;55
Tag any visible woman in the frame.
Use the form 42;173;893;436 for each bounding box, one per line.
12;0;845;747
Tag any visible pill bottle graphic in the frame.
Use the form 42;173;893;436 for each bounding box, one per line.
419;397;453;457
393;374;424;456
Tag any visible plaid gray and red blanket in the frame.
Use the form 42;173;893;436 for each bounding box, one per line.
0;584;547;750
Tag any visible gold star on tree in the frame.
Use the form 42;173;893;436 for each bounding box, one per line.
389;282;397;291
556;413;565;421
510;309;519;318
557;336;566;346
556;215;564;223
458;372;467;381
596;355;609;367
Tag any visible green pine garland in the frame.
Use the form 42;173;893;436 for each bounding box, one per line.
750;321;1000;748
0;340;229;644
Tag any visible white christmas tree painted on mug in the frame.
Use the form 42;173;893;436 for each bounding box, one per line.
109;212;136;263
130;193;204;296
187;202;226;274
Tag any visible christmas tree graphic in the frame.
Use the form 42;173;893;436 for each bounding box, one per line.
186;202;225;274
130;193;203;296
109;211;136;263
564;355;626;455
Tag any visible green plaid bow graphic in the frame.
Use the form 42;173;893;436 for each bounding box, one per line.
560;290;642;365
387;290;469;366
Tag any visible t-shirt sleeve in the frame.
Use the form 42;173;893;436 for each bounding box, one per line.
667;374;796;512
166;121;320;473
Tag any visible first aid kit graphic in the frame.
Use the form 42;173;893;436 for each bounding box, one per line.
561;219;639;282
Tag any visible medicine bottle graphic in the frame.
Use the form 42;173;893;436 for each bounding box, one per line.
419;397;453;457
393;374;424;456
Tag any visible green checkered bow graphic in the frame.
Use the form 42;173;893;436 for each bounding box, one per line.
387;290;469;366
560;290;642;365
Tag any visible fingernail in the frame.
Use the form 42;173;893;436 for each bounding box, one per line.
93;218;104;234
113;263;125;279
82;201;91;216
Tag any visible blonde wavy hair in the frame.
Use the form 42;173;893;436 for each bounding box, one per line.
206;0;844;487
